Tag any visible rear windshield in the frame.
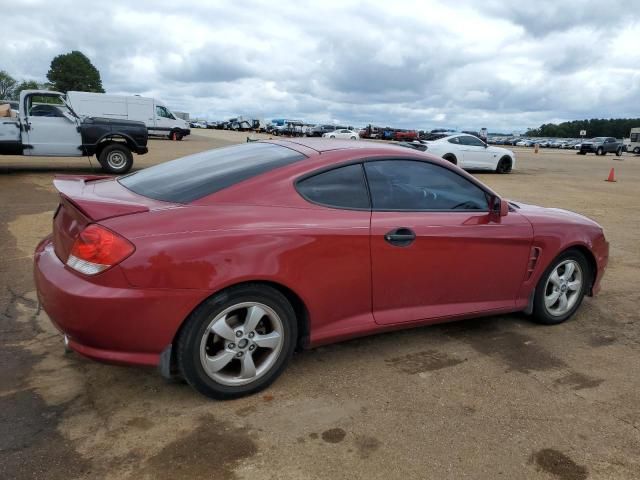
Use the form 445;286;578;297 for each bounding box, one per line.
119;142;306;203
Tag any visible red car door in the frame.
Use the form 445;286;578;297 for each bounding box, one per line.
364;159;533;326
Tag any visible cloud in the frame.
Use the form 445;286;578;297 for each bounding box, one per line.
1;0;639;132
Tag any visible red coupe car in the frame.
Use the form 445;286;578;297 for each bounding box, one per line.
34;139;609;399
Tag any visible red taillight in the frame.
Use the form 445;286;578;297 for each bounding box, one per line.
67;224;134;275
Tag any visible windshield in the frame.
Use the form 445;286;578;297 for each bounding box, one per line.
590;137;607;142
119;142;306;203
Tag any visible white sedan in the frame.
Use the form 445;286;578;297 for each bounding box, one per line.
423;134;515;173
322;129;359;140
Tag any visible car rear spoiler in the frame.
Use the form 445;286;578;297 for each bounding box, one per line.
53;175;151;221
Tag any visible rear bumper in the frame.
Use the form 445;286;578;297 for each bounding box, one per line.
34;237;205;367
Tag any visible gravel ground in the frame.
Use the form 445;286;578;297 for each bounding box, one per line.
1;131;639;480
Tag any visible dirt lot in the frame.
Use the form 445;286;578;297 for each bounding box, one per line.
1;131;639;480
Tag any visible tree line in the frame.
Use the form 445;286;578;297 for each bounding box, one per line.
526;118;640;139
0;50;104;100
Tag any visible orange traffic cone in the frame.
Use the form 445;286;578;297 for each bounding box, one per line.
605;168;616;182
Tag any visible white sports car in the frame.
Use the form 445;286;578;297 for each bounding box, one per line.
423;134;515;173
322;129;359;140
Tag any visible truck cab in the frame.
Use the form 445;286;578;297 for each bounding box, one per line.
0;90;148;173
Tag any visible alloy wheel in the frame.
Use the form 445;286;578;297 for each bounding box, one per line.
199;302;284;386
543;260;583;316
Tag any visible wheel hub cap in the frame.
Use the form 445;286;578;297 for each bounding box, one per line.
238;338;249;349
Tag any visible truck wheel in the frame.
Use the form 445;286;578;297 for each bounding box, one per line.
634;147;640;154
99;144;133;174
169;130;183;141
596;147;604;156
616;147;623;157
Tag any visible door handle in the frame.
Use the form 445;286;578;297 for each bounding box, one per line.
384;227;416;247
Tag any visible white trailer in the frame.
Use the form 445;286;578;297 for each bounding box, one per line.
66;92;191;140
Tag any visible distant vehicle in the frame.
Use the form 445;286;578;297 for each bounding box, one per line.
628;128;640;154
360;124;383;139
393;130;418;141
270;119;305;136
422;133;515;173
516;139;534;147
310;124;336;137
66;91;190;141
578;137;624;156
0;90;148;173
323;129;359;140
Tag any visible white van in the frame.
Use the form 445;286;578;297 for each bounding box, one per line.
628;127;640;154
66;92;191;140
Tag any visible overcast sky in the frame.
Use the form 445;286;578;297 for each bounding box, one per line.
3;0;639;131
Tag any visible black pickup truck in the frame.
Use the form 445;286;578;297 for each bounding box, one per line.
578;137;624;156
0;90;148;173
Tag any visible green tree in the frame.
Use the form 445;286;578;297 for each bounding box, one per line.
12;80;41;100
0;70;17;99
46;50;105;93
526;118;640;138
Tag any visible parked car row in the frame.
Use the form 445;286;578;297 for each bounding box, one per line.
489;137;583;149
488;136;627;155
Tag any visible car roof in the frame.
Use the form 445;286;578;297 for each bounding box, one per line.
263;137;413;154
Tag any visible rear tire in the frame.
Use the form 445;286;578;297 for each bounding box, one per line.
98;144;133;174
176;284;297;400
169;130;183;141
496;156;512;174
531;250;591;325
442;154;457;165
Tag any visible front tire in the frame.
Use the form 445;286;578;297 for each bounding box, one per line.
596;147;604;156
176;284;297;400
616;147;622;156
531;250;591;325
98;144;133;174
496;156;512;174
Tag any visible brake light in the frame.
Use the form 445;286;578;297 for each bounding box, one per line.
67;224;134;275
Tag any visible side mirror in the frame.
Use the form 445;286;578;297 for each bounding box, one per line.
490;196;509;217
500;198;509;216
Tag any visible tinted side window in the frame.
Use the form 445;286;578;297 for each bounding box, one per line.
448;137;460;144
364;160;489;211
461;135;485;147
297;164;370;209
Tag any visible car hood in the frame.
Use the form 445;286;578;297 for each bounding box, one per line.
511;201;602;229
487;145;513;155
